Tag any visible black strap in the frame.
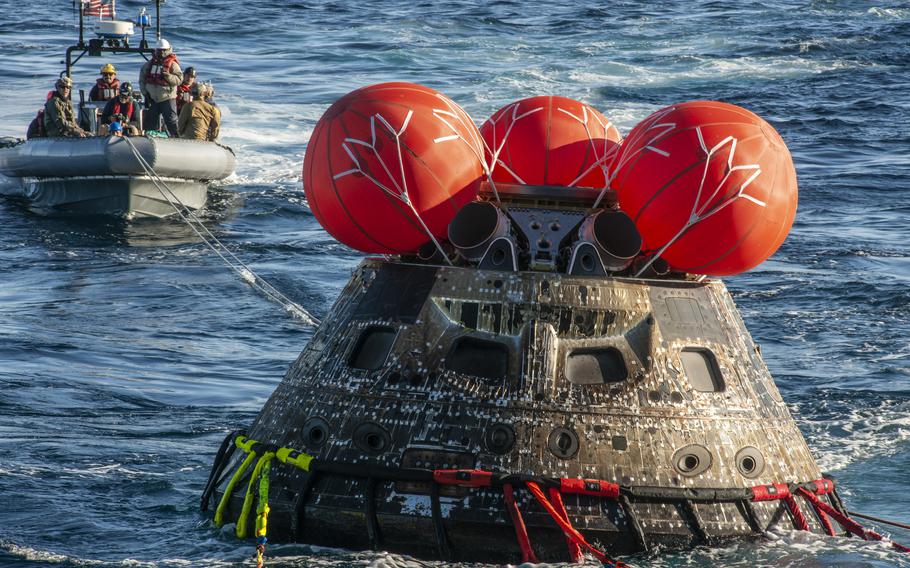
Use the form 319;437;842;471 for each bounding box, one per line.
365;478;381;550
618;494;648;552
430;482;452;560
680;499;708;544
739;499;764;534
292;470;318;540
200;429;244;511
766;499;788;531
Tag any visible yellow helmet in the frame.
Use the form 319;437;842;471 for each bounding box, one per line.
101;63;116;74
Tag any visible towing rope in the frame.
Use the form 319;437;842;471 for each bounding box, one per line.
121;136;319;327
209;433;909;566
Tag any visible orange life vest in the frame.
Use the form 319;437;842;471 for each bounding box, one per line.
109;98;135;121
93;77;121;101
176;83;193;111
144;53;179;86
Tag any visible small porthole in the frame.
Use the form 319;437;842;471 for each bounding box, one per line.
365;433;383;451
679;454;699;472
485;424;516;455
735;447;765;479
547;427;579;460
671;444;713;476
741;456;756;473
302;417;330;449
353;422;391;454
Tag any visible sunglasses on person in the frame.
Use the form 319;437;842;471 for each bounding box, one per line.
103;72;115;77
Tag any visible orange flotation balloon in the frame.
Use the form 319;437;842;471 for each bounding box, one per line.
303;82;485;254
612;101;798;276
480;96;621;189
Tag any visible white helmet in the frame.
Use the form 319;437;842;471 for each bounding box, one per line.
154;38;171;50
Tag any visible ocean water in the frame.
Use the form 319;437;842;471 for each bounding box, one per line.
1;1;909;566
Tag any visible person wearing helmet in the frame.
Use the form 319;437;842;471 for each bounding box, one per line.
108;120;123;137
177;82;221;141
90;63;121;101
44;76;88;138
100;82;140;135
176;66;196;115
138;37;183;136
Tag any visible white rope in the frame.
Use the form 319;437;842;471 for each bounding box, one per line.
123;137;319;327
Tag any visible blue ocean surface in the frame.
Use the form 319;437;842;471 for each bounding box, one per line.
1;1;909;566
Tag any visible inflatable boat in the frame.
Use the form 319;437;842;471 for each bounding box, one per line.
0;135;235;218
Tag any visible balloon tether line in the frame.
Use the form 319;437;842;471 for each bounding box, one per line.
632;126;764;277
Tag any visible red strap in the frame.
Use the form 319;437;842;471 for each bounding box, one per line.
812;501;837;537
526;482;627;567
548;487;583;563
784;495;810;531
503;484;538;563
811;479;835;495
433;469;492;488
751;483;790;502
560;478;620;498
796;488;910;553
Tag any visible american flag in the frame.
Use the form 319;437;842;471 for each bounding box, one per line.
83;0;116;18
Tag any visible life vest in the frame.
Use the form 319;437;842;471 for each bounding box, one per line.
94;77;121;101
176;83;193;111
108;98;135;121
144;53;179;86
27;109;46;139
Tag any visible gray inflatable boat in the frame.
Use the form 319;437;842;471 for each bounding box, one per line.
0;135;235;218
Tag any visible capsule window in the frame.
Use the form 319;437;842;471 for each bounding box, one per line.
445;337;508;382
565;347;627;385
348;326;397;370
680;348;724;392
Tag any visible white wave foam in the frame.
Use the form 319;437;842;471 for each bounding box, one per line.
868;7;910;19
793;397;910;473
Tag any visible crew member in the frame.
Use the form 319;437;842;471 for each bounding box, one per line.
44;77;88;138
176;66;196;114
177;83;221;141
26;91;55;139
89;63;120;101
100;82;140;135
139;38;183;136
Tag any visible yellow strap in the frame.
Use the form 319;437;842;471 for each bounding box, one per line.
235;435;257;453
213;435;314;536
276;446;314;472
237;452;275;538
255;459;271;538
214;449;257;527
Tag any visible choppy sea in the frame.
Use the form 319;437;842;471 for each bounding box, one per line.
1;1;909;566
